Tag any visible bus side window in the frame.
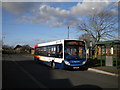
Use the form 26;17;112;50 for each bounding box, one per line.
56;45;62;58
35;47;40;55
58;45;63;58
35;47;37;55
47;46;51;56
56;45;59;58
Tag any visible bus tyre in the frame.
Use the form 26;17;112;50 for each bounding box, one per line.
51;61;56;69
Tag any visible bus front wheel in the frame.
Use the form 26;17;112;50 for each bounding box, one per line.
51;61;56;69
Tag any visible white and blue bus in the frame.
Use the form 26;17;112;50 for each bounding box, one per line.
34;39;88;70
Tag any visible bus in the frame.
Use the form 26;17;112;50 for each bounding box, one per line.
34;39;88;70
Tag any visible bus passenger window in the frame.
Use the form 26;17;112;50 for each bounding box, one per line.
47;47;51;57
56;45;63;58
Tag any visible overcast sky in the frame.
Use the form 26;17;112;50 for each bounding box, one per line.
2;0;118;47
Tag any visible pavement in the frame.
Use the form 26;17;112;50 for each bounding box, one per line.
88;66;119;76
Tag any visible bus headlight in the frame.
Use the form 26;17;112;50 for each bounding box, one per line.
82;61;86;65
64;61;70;65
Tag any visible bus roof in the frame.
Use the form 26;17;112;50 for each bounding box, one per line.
34;39;84;47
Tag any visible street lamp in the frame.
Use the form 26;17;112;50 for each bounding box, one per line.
67;26;70;39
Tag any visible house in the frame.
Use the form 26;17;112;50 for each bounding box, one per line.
14;45;22;53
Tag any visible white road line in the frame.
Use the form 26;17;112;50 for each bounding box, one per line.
88;68;118;77
13;61;48;89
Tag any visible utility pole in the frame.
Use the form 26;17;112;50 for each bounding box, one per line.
68;26;69;39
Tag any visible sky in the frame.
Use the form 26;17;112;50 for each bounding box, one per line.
1;0;119;48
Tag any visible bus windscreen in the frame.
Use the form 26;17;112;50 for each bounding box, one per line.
64;41;86;60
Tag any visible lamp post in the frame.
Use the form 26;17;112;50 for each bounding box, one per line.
68;26;70;39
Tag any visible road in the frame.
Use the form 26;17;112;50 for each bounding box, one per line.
2;54;119;89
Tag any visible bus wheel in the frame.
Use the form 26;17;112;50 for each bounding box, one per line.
51;61;56;69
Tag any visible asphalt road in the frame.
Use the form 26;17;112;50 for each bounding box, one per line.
2;54;119;89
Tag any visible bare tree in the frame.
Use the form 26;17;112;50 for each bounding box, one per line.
79;33;93;48
78;10;118;43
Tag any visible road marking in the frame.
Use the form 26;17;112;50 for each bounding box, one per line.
12;61;48;89
88;68;118;77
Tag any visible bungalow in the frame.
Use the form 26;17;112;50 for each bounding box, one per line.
14;45;22;53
